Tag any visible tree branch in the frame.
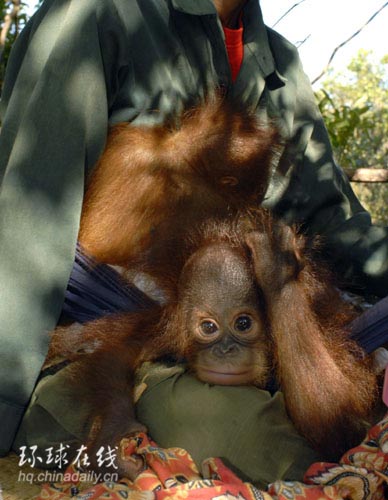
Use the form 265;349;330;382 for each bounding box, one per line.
312;2;388;85
344;168;388;183
295;34;311;48
272;0;308;28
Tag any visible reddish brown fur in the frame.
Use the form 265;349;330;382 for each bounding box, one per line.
53;100;377;474
246;221;376;457
46;309;164;477
79;97;281;277
49;212;377;472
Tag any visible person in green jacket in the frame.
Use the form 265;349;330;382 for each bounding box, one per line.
1;0;387;486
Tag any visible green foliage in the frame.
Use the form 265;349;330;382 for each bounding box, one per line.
316;50;388;224
352;182;388;225
0;1;28;85
317;89;369;154
316;49;388;170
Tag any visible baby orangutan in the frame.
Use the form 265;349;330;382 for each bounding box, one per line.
48;212;377;479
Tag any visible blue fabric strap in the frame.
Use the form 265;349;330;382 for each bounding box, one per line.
62;244;156;323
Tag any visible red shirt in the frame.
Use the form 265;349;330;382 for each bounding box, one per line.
223;21;244;82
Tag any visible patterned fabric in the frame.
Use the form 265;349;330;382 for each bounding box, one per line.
37;413;388;500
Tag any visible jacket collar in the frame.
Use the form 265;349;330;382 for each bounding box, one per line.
171;0;216;15
242;0;286;88
171;0;285;89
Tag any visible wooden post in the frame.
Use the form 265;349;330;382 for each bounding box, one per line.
344;168;388;183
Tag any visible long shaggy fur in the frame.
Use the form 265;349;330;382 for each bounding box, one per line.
79;97;281;270
50;211;377;464
245;213;377;459
51;98;377;470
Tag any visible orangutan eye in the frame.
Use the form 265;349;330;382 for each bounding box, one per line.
234;315;252;332
200;320;219;335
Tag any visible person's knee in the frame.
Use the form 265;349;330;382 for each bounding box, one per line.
135;363;322;487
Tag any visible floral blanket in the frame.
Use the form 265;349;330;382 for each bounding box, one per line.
37;413;388;500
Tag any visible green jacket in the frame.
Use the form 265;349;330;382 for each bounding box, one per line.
0;0;387;453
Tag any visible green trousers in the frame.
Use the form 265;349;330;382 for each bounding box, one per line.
14;363;321;489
